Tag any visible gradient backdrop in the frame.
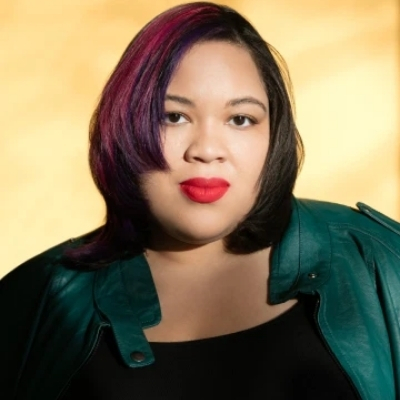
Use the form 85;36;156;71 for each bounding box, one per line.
1;0;399;277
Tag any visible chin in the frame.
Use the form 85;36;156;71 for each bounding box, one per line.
149;212;243;250
166;225;235;247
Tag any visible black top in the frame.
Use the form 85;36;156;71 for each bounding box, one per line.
62;297;359;399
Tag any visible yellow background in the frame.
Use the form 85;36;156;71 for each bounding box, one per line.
1;0;399;278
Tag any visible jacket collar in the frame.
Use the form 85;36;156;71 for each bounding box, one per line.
94;253;161;367
94;197;332;366
269;198;332;303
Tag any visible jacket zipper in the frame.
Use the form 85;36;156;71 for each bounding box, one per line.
55;325;106;400
312;296;363;400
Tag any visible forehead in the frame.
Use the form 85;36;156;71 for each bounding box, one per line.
166;41;267;100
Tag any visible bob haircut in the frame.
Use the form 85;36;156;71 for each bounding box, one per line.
65;1;304;268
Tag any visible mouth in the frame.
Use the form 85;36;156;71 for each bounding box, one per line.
179;177;230;204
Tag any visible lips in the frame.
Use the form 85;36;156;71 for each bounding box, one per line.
180;177;230;203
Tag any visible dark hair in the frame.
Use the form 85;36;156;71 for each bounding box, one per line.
64;1;304;268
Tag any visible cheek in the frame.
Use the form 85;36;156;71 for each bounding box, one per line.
141;173;173;202
233;136;269;178
162;132;186;166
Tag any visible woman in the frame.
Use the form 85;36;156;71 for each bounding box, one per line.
2;2;399;399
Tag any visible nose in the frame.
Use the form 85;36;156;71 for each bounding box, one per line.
183;122;227;164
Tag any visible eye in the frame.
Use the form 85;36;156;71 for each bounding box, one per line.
228;115;256;127
164;112;189;125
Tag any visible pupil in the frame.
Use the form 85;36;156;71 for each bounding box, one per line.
169;113;180;123
234;116;245;125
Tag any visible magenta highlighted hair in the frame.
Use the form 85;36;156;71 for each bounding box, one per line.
65;2;303;267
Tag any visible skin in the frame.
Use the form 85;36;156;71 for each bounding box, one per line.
141;41;297;342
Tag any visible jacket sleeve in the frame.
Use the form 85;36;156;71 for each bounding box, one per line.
357;203;400;396
371;238;400;396
0;255;54;399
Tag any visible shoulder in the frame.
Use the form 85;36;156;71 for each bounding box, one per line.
294;197;399;231
294;197;400;253
1;227;102;296
0;228;104;397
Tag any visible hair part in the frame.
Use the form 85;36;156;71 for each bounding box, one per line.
64;1;304;268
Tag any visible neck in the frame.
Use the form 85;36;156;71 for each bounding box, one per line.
144;238;271;275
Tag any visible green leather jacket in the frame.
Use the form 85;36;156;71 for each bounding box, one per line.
2;198;400;399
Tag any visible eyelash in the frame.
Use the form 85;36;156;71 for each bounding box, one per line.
163;112;257;127
164;112;189;125
228;115;257;127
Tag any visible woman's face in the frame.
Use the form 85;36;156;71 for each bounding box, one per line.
141;41;270;249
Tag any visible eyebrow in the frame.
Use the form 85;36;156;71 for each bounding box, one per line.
227;97;267;113
165;94;268;113
165;94;194;107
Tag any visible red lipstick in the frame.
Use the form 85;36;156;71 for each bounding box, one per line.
180;177;230;203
